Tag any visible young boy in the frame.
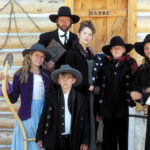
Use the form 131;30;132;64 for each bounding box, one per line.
36;65;90;150
92;36;137;150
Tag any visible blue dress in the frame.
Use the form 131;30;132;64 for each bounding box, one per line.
11;74;46;150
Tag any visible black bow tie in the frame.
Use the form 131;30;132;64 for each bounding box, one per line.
60;32;67;44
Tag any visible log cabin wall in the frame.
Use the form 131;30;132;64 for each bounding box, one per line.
0;0;64;149
0;0;150;149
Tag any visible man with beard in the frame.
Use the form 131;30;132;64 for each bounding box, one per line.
38;6;80;70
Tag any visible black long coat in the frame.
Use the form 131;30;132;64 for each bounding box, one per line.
36;88;90;150
131;64;150;150
93;57;136;117
38;29;78;69
65;43;94;93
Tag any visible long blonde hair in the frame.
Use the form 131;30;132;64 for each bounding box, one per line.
18;52;46;83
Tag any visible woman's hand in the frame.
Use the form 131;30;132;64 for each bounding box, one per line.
37;140;43;149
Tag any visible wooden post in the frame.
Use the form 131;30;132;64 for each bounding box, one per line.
128;0;138;63
65;0;75;32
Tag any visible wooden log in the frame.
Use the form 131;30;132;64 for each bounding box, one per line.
0;34;40;49
0;148;11;150
0;130;12;145
0;0;64;14
0;17;56;33
0;117;15;129
138;0;150;11
137;16;150;33
0;100;19;112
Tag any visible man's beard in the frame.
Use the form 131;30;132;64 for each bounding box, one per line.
57;23;72;32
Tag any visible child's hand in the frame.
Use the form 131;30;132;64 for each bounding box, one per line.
130;91;142;100
89;85;94;91
145;87;150;93
37;140;43;149
0;73;9;89
0;72;5;81
80;144;88;150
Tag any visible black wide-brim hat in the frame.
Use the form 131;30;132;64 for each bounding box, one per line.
102;36;133;56
22;43;51;60
49;6;80;24
51;64;82;87
134;34;150;56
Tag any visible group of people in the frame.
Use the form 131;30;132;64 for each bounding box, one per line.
0;5;150;150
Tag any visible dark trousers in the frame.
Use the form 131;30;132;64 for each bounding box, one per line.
45;134;71;150
102;117;128;150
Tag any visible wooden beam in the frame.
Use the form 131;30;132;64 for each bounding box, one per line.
128;0;139;63
65;0;75;32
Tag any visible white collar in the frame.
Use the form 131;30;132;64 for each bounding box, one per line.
58;28;69;37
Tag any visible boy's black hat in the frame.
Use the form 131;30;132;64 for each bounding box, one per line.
134;34;150;56
49;6;80;24
51;65;82;86
22;43;50;60
102;36;133;56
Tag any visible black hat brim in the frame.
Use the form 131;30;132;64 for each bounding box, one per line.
49;14;80;24
102;44;133;56
134;42;145;56
51;68;82;87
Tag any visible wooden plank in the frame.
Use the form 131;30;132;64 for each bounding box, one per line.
74;0;81;10
0;17;56;33
0;1;64;14
0;117;15;128
128;0;139;63
74;9;127;17
107;0;118;9
81;0;93;9
118;0;128;9
106;17;127;44
92;18;107;53
0;131;12;145
93;0;106;9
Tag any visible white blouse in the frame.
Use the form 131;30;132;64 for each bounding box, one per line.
32;74;45;100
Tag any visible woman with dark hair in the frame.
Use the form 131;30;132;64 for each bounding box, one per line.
65;20;97;150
